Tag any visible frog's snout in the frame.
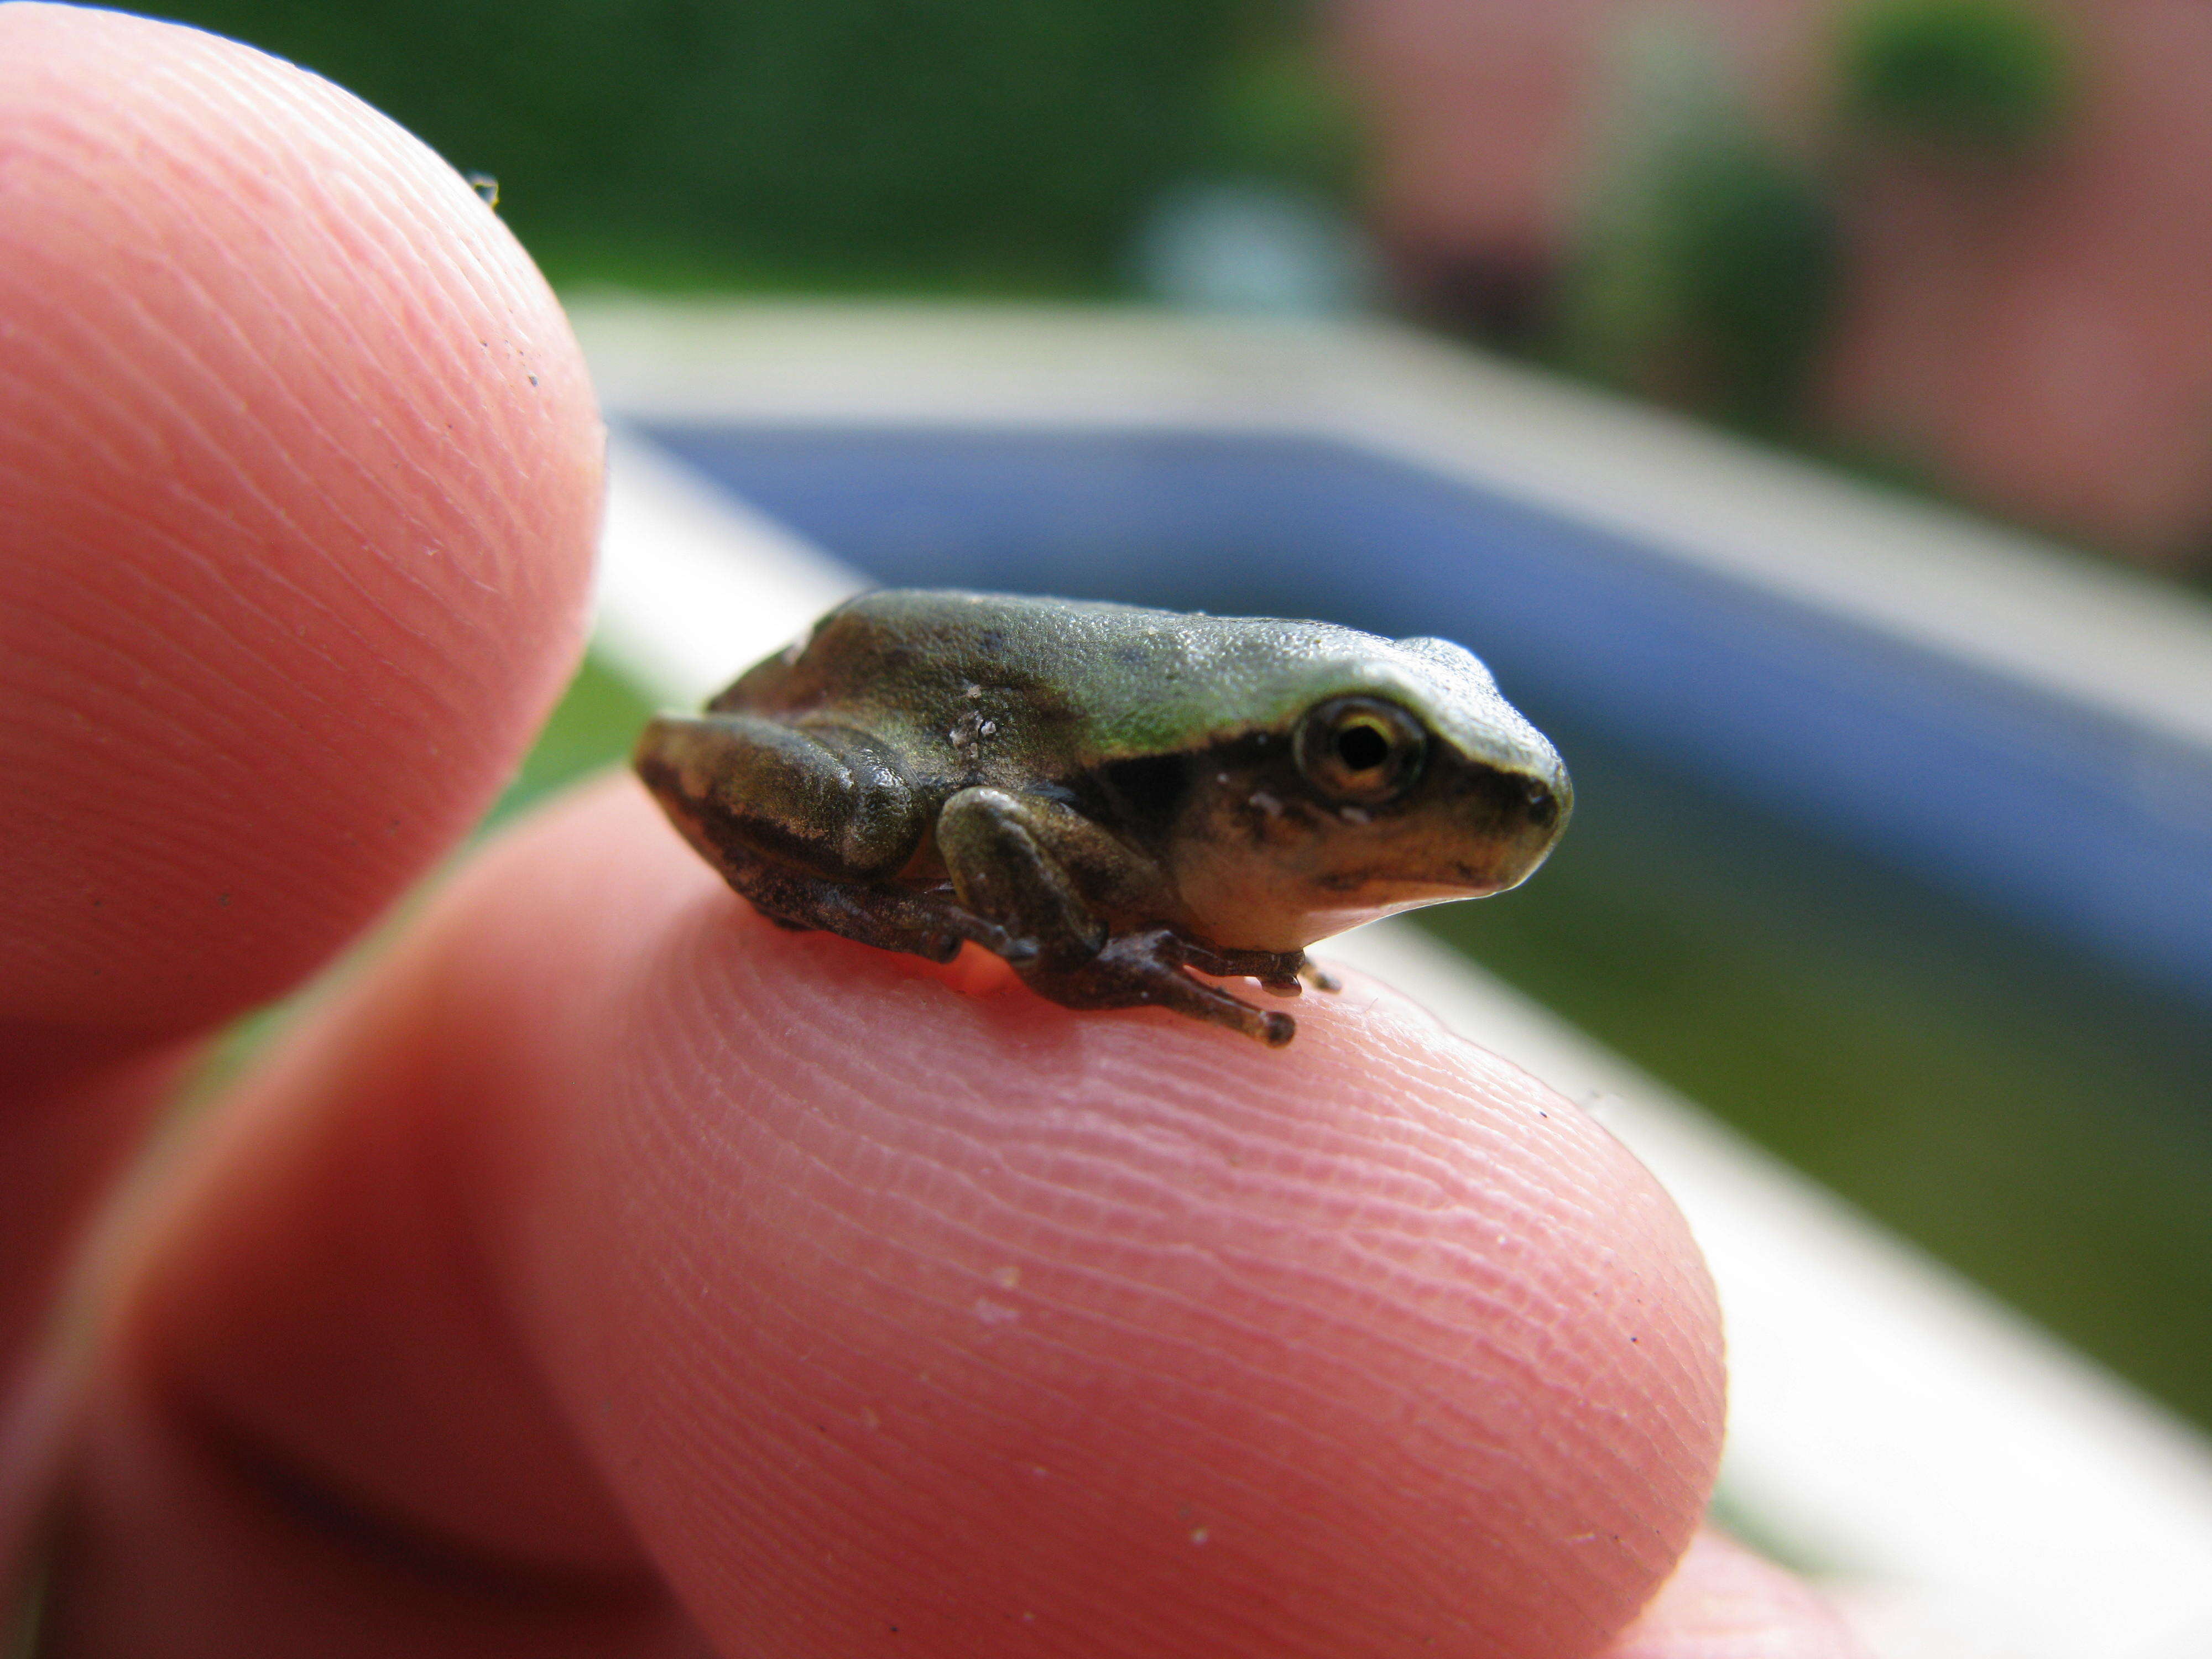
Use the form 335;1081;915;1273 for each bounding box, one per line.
1524;776;1563;833
1453;753;1572;893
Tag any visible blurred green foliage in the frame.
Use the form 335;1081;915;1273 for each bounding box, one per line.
1208;39;1364;197
1665;143;1837;422
486;652;658;827
1557;0;2074;434
1559;25;1839;429
1565;131;1838;426
148;0;1349;293
1840;0;2072;151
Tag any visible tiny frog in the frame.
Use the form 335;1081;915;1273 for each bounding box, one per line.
634;590;1569;1045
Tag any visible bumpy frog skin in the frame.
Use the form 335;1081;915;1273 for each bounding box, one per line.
634;590;1570;1045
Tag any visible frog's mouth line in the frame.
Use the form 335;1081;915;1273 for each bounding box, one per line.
1308;868;1512;902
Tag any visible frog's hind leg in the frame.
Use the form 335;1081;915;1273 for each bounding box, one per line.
636;712;1016;963
634;712;926;884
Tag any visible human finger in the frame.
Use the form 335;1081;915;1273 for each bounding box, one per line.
1601;1528;1869;1658
55;776;1725;1658
1;3;601;1040
0;1;600;1490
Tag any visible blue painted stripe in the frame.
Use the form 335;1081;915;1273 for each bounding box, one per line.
644;422;2212;1005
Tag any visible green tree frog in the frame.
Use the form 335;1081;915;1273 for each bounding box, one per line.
634;590;1569;1045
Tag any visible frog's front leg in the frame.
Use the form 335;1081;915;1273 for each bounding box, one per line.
1172;938;1311;998
1166;940;1341;1002
936;788;1297;1046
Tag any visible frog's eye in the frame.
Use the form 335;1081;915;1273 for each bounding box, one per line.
1294;696;1428;806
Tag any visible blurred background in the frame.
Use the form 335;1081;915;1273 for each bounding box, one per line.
142;0;2211;1471
140;0;2212;578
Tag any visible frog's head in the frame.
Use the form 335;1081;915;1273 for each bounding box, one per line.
1165;633;1571;952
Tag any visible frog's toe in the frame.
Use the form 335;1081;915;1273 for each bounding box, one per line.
1175;938;1308;998
1299;960;1344;995
1151;975;1294;1045
1107;934;1299;1045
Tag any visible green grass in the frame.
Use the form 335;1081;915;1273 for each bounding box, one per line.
484;651;660;830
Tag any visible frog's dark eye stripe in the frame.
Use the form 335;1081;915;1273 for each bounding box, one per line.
1294;696;1428;806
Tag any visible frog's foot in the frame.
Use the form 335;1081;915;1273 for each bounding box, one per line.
1170;939;1340;999
934;788;1296;1044
1298;959;1343;994
1174;939;1311;998
1022;928;1296;1047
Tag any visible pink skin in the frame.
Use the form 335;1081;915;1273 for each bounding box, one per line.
1;8;1866;1655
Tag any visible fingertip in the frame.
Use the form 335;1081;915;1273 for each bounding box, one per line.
1605;1530;1871;1659
450;784;1729;1656
0;6;602;1036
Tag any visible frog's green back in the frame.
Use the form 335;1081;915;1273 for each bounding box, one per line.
722;589;1558;781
